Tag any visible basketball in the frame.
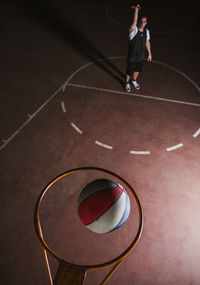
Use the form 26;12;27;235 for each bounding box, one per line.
78;179;130;234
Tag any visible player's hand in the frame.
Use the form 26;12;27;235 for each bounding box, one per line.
131;4;141;10
147;54;152;62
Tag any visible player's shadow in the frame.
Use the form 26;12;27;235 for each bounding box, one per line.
18;0;125;85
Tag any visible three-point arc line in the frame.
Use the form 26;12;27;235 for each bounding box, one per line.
69;122;151;153
61;101;67;113
95;141;113;150
166;143;183;152
67;82;200;153
69;123;188;153
130;150;151;155
1;57;199;152
70;122;83;134
69;123;113;150
193;128;200;138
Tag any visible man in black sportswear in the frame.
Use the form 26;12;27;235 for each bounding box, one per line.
125;4;152;91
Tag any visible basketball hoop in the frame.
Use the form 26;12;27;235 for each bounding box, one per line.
34;167;143;284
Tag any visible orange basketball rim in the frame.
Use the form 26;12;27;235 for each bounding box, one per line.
34;167;143;285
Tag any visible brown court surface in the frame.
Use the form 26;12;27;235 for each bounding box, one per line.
1;0;200;284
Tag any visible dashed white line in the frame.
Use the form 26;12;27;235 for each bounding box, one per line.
193;128;200;138
130;150;151;155
95;140;113;150
70;122;83;134
166;143;183;152
61;101;66;113
0;57;124;151
68;83;200;108
1;56;200;152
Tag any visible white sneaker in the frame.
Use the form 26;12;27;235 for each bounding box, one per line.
125;83;131;92
132;80;140;90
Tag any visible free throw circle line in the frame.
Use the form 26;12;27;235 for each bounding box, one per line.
1;56;199;151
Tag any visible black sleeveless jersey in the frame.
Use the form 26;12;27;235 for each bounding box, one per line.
128;28;147;63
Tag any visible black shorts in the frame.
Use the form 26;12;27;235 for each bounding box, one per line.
126;61;144;75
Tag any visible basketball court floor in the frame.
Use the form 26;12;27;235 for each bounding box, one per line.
1;0;200;284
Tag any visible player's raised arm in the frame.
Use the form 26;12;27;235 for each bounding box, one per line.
129;4;141;32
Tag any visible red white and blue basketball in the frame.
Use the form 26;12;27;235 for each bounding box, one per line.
78;179;130;234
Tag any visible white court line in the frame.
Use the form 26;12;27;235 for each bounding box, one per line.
0;86;64;151
61;101;66;113
193;128;200;138
130;150;150;155
70;122;83;134
60;56;125;92
0;56;123;152
166;143;183;152
68;83;200;108
95;140;113;150
153;60;200;93
1;56;199;151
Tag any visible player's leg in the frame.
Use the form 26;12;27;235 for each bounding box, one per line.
125;62;133;92
131;62;144;90
126;74;130;83
132;72;140;89
133;72;139;81
125;75;131;92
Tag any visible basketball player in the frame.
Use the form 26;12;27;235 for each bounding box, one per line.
125;4;152;91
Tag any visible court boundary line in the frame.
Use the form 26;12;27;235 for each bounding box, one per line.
1;56;199;151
